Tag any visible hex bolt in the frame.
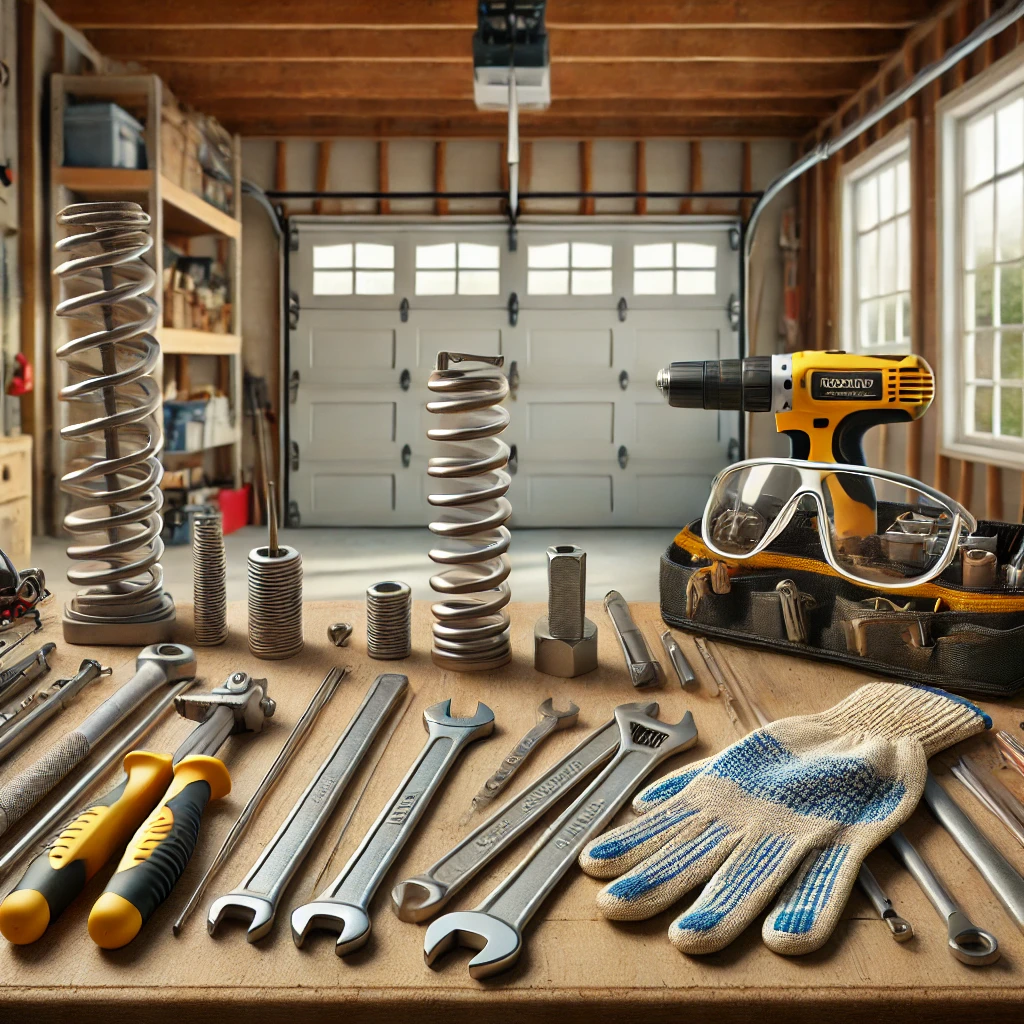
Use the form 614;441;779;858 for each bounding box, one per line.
534;544;598;678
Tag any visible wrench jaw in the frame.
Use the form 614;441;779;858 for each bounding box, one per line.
206;893;276;944
423;699;496;738
290;901;372;957
536;698;580;729
423;911;522;981
391;875;449;923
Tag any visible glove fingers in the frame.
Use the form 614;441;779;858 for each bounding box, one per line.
594;818;737;921
669;832;807;955
762;843;863;955
580;800;706;880
633;756;711;813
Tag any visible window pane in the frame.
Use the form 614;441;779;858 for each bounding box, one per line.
882;296;897;343
974;331;994;379
966;114;996;188
313;244;352;269
965;272;976;328
313;270;352;295
458;242;500;269
1002;387;1024;436
416;269;456;295
896;214;911;291
528;268;569;294
355;243;394;269
572;269;613;295
1001;265;1023;326
896;159;911;214
355;270;394;295
634;242;673;268
1002;330;1024;380
879;221;897;293
860;299;880;348
966;185;994;271
572;242;613;268
901;293;912;344
633;269;674;294
528;242;569;268
857;177;878;231
973;384;994;433
878;166;896;221
458;269;500;295
996;173;1024;263
977;265;995;327
677;242;717;268
416;243;456;269
858;231;878;299
677;269;716;294
996;97;1024;175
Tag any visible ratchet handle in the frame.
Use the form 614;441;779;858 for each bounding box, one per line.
0;751;173;944
88;755;231;949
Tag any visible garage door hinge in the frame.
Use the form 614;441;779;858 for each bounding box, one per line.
290;440;300;471
288;370;300;403
289;290;300;329
287;501;301;527
617;297;628;322
729;227;741;251
399;297;410;323
288;225;300;252
727;294;740;331
508;292;519;326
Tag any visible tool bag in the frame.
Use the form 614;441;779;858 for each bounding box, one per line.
660;504;1024;699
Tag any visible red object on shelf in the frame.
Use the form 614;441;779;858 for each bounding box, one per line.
217;484;251;535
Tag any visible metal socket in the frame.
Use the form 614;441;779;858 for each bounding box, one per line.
535;544;597;677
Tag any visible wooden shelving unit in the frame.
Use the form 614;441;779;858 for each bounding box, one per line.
49;73;244;497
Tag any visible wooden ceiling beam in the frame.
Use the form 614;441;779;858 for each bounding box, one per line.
48;0;937;29
84;26;909;63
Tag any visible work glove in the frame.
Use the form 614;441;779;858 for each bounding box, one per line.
579;682;989;955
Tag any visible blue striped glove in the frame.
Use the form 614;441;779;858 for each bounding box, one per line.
579;683;989;955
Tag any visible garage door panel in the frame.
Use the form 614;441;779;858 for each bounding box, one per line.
634;472;712;527
634;327;722;379
312;473;397;516
526;328;613;369
634;401;718;448
524;474;613;524
415;327;504;369
526;401;614;444
308;327;396;372
305;400;396;456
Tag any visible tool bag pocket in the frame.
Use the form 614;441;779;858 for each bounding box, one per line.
660;511;1024;699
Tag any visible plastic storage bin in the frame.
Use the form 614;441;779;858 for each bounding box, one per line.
64;103;146;169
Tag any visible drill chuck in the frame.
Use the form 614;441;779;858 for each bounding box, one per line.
656;357;773;412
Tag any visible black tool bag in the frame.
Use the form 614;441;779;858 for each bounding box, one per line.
660;507;1024;699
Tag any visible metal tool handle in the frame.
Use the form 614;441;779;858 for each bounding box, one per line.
78;658;169;747
856;864;913;941
0;643;54;704
476;717;556;804
887;830;957;918
604;590;660;688
924;772;1024;933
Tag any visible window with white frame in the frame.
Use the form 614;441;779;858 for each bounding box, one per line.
313;242;395;296
415;242;501;296
632;242;717;295
526;241;613;295
940;59;1024;463
841;130;912;352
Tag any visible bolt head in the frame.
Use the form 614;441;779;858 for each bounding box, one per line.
534;615;598;677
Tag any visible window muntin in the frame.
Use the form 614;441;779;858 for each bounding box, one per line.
415;242;501;295
313;242;395;296
527;241;613;295
633;242;717;295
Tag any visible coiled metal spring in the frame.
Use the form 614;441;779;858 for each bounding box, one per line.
366;581;412;659
54;201;174;643
192;507;227;646
426;352;512;671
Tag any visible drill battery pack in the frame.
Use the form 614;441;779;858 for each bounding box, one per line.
660;506;1024;699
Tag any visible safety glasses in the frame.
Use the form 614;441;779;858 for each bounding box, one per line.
702;458;977;590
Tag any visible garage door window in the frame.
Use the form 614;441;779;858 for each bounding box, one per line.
313;242;395;296
415;242;501;295
527;241;613;295
633;242;717;295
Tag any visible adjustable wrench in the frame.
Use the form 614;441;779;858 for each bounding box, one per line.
291;698;494;956
393;701;656;923
207;672;408;942
425;703;698;980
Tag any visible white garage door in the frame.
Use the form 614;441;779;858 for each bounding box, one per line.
287;217;739;528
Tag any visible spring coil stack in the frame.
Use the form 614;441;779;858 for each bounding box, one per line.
365;581;412;659
426;352;512;671
192;507;228;646
53;201;174;644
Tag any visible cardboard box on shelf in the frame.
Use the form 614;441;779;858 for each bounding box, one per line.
160;103;187;186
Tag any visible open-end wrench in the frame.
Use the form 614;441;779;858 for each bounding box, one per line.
393;701;656;923
291;698;494;956
424;703;698;980
207;672;408;942
468;697;579;815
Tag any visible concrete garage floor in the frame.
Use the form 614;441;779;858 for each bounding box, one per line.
30;528;673;604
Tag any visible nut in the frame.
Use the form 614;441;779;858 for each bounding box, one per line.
535;615;598;677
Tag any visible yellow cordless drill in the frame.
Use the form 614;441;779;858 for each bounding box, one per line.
656;350;935;538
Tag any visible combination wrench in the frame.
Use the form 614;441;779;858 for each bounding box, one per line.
291;698;494;956
425;703;698;980
207;672;408;941
393;701;657;923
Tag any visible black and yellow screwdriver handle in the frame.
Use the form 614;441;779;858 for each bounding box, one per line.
0;751;173;944
87;754;231;949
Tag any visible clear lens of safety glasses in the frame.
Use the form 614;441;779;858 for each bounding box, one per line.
704;460;974;589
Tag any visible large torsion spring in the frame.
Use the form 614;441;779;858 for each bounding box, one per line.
426;352;512;671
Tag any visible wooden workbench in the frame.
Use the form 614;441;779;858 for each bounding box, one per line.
1;599;1022;1023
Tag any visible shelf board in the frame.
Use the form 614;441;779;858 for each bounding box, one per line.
160;328;241;356
55;167;240;238
163;435;240;458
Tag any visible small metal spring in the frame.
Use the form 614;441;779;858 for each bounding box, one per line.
366;581;412;660
248;482;303;660
192;507;227;646
53;201;173;640
426;352;512;671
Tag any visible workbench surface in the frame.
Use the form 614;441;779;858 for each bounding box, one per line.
1;599;1022;1024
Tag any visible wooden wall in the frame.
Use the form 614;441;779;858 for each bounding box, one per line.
799;0;1024;522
